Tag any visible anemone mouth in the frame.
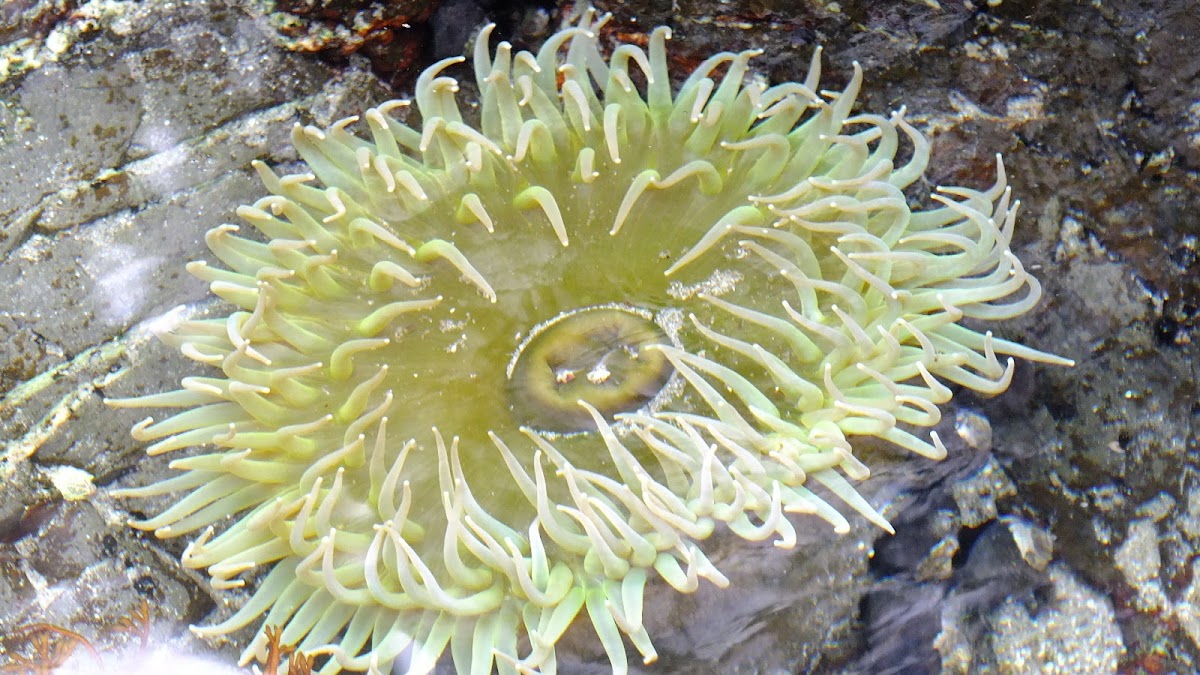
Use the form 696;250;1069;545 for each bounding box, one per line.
107;6;1072;675
507;305;677;434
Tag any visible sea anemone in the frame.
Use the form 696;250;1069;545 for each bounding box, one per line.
108;7;1071;674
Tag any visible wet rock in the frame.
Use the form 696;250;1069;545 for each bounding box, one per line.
978;564;1123;674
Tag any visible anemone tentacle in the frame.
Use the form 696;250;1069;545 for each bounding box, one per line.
111;7;1071;674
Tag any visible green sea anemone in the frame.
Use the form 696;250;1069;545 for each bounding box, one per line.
108;7;1071;674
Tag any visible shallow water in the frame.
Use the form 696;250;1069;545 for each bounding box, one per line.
2;0;1186;673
